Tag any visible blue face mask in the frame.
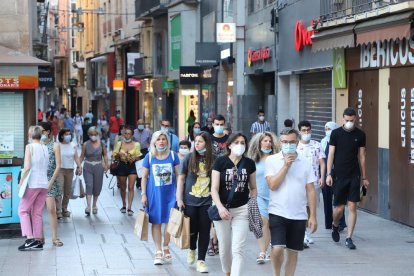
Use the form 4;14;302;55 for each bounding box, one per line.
261;148;272;154
161;127;169;133
197;147;206;155
325;130;332;137
193;128;201;135
40;135;48;142
63;135;71;143
156;146;167;152
281;143;297;155
214;125;224;135
138;124;145;131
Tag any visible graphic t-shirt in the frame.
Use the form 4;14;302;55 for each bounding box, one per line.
213;155;256;208
211;134;229;159
297;140;325;186
180;154;212;206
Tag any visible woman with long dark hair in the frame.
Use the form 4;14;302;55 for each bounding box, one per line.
177;131;213;273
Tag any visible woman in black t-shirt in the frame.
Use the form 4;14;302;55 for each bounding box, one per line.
177;131;213;273
211;133;257;276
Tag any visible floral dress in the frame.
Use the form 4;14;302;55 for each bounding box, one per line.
46;140;61;197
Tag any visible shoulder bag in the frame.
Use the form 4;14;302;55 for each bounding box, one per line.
110;142;122;176
207;158;245;221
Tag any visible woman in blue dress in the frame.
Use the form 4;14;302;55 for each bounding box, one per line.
141;130;180;265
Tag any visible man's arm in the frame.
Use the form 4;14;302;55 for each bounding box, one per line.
358;146;369;188
326;145;336;186
306;182;317;233
266;154;295;191
319;157;326;188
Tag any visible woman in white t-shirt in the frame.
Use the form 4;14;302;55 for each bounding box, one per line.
58;128;82;218
74;112;84;145
18;126;50;251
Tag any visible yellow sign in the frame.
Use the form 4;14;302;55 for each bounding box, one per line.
113;79;124;91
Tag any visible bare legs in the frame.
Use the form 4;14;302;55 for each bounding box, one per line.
45;197;58;241
271;247;296;276
257;217;271;254
119;174;137;211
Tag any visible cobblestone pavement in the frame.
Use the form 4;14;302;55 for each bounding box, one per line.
1;170;414;276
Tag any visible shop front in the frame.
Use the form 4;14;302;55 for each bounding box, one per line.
0;46;49;226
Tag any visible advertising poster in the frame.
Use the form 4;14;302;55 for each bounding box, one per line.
0;166;21;224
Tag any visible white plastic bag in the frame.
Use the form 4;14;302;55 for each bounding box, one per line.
135;159;143;178
71;176;80;199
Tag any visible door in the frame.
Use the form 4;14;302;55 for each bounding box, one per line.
349;70;379;214
389;67;414;226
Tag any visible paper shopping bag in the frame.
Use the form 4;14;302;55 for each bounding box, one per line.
171;215;190;249
166;208;184;238
134;209;149;241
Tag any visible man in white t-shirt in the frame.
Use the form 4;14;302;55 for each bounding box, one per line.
265;128;317;276
297;120;325;247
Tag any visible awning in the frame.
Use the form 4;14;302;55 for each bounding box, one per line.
73;61;85;69
110;37;139;48
355;11;414;45
90;55;107;63
311;24;355;52
0;45;50;66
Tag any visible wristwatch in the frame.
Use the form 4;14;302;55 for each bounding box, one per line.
326;173;332;176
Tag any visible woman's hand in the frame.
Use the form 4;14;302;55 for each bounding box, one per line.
177;199;185;210
218;206;231;220
141;194;147;208
75;167;82;175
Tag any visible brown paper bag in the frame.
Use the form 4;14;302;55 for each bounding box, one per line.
166;208;184;238
171;215;190;249
134;209;149;241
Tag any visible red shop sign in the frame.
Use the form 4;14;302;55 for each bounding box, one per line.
294;21;314;52
247;47;271;67
128;78;141;87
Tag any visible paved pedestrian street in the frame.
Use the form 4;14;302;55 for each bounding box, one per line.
1;173;413;276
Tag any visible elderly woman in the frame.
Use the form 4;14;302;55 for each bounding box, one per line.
80;127;109;216
211;133;257;276
17;126;49;250
141;131;180;265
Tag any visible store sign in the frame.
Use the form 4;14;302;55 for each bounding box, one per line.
216;23;236;43
170;15;182;70
128;78;141;87
333;48;346;89
201;67;217;84
294;20;314;52
360;38;414;69
195;42;220;65
162;80;176;90
68;78;78;87
399;87;414;161
180;66;200;85
0;76;38;89
247;47;271;67
113;79;124;91
38;72;55;87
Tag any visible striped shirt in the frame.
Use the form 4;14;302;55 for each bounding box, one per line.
250;121;271;134
133;129;152;149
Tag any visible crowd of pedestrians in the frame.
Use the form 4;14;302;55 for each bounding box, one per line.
17;106;369;276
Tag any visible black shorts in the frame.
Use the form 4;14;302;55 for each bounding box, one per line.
332;176;361;206
269;214;307;251
117;161;137;176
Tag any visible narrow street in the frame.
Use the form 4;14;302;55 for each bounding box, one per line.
0;171;413;276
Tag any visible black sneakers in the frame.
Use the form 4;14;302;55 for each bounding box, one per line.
18;239;43;251
345;238;356;250
332;224;340;242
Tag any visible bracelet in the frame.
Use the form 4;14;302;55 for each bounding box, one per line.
326;173;331;176
141;192;146;196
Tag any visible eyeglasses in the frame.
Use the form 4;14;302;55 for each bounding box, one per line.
280;140;297;144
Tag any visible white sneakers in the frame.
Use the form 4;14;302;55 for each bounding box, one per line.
196;260;209;273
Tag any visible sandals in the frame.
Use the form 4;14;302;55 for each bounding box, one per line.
256;252;266;264
85;207;91;216
207;238;217;256
213;240;219;255
127;209;134;216
120;207;126;213
154;250;163;265
53;238;64;247
163;246;172;263
92;207;98;214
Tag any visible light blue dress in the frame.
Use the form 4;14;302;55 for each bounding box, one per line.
143;151;180;224
256;161;269;219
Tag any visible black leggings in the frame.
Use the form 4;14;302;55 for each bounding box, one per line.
183;205;211;261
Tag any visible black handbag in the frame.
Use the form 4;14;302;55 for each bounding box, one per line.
208;159;245;221
110;160;119;175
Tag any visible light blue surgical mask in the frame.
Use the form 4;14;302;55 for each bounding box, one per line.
214;125;224;135
301;133;311;142
261;148;272;154
281;143;297;155
161;127;169;133
40;135;48;142
63;135;72;143
193;128;201;135
123;138;132;143
156;146;167;152
138;124;145;131
325;130;332;137
197;147;206;155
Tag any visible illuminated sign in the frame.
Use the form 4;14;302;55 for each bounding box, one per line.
113;79;124;91
0;76;38;89
294;20;314;52
216;23;236;43
247;47;271;67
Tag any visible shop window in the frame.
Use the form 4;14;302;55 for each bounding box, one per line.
0;93;24;158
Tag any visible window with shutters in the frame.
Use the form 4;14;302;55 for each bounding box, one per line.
0;93;24;158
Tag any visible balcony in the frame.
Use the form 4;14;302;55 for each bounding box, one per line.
135;0;170;20
134;56;153;77
320;0;411;22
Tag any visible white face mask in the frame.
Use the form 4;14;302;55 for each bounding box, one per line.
231;144;245;157
179;148;190;155
90;135;98;142
301;133;311;142
344;121;354;130
258;115;265;121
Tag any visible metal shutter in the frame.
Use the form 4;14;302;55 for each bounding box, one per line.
0;93;24;158
299;72;333;141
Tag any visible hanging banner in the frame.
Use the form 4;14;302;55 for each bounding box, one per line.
333;48;346;89
170;15;182;70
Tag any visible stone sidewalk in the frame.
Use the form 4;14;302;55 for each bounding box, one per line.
1;172;413;276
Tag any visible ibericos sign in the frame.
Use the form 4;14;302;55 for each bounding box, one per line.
247;47;271;67
294;20;314;52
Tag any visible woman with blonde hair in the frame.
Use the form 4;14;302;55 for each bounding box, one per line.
247;131;279;264
141;131;180;265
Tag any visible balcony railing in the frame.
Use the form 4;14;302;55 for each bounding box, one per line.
134;56;153;76
320;0;410;21
135;0;170;19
